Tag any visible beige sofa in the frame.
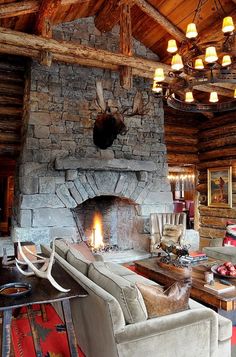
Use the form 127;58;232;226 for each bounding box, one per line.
41;242;232;357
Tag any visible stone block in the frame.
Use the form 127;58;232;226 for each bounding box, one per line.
11;227;50;245
19;177;39;194
94;171;119;195
140;204;167;217
115;174;126;194
34;125;50;139
20;163;48;177
66;170;77;181
26;138;39;149
69;185;83;205
100;149;115;160
39;177;56;193
32;208;75;227
21;194;65;209
19;210;32;227
136;171;148;182
56;185;77;208
50;227;78;240
33;150;51;163
74;178;89;201
30;112;52;126
143;191;173;205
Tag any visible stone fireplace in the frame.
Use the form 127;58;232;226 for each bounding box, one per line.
12;17;173;252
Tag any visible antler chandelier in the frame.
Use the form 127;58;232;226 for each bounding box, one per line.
152;0;236;112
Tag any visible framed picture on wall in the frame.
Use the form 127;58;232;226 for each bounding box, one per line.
207;167;232;208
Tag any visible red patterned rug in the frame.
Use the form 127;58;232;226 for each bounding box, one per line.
11;304;85;357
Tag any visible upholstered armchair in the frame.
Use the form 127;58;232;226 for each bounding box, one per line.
150;212;187;255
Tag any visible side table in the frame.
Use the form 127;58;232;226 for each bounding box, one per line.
0;258;88;357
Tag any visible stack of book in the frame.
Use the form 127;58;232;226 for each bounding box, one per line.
180;251;208;264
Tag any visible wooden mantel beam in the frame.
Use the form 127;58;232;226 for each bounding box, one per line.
133;0;185;42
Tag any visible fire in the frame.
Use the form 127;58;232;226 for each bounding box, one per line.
91;212;104;249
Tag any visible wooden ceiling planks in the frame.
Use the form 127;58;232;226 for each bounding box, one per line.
52;0;106;25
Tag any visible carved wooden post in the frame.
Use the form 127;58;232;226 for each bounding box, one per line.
120;3;132;89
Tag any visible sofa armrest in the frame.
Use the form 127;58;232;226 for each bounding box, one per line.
115;308;217;344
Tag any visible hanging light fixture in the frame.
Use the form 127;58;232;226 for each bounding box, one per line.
152;0;236;113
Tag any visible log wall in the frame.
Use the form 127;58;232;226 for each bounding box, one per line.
196;112;236;249
0;54;25;159
164;106;202;165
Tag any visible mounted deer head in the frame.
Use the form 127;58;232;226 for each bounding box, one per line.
93;81;149;149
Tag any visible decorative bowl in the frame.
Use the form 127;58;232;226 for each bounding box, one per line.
211;264;236;279
0;282;32;297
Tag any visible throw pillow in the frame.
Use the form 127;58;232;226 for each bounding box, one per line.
89;262;148;324
69;241;95;262
162;223;183;244
223;220;236;246
136;278;191;318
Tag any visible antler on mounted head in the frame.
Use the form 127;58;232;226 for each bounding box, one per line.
123;90;150;117
93;80;128;149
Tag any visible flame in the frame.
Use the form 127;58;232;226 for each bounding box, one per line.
91;212;104;249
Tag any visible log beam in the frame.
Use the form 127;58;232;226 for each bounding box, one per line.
0;27;232;99
0;0;88;19
0;0;39;19
35;0;61;37
0;26;169;75
94;0;122;33
120;3;132;89
133;0;185;42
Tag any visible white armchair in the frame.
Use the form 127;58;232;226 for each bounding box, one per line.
150;212;187;255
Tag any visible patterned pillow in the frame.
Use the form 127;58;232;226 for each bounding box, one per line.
223;221;236;246
162;224;183;244
136;278;191;318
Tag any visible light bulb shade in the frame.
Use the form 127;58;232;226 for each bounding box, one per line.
222;55;231;67
167;39;178;53
171;54;184;71
154;68;165;82
222;16;234;33
205;46;218;63
234;89;236;99
209;92;218;103
185;91;194;103
194;58;204;69
152;81;162;93
186;23;198;38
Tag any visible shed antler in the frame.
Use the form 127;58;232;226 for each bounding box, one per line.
16;240;70;293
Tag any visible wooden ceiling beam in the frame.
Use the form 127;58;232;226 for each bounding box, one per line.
0;0;88;19
0;0;39;19
133;0;185;42
94;0;122;33
35;0;61;37
0;27;232;99
120;3;133;89
0;26;169;74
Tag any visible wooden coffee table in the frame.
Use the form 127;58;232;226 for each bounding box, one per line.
135;257;236;318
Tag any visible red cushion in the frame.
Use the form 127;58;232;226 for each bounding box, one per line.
223;220;236;246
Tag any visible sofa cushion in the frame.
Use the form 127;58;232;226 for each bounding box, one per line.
88;261;148;324
137;278;191;318
162;223;183;244
53;239;71;259
67;246;91;276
